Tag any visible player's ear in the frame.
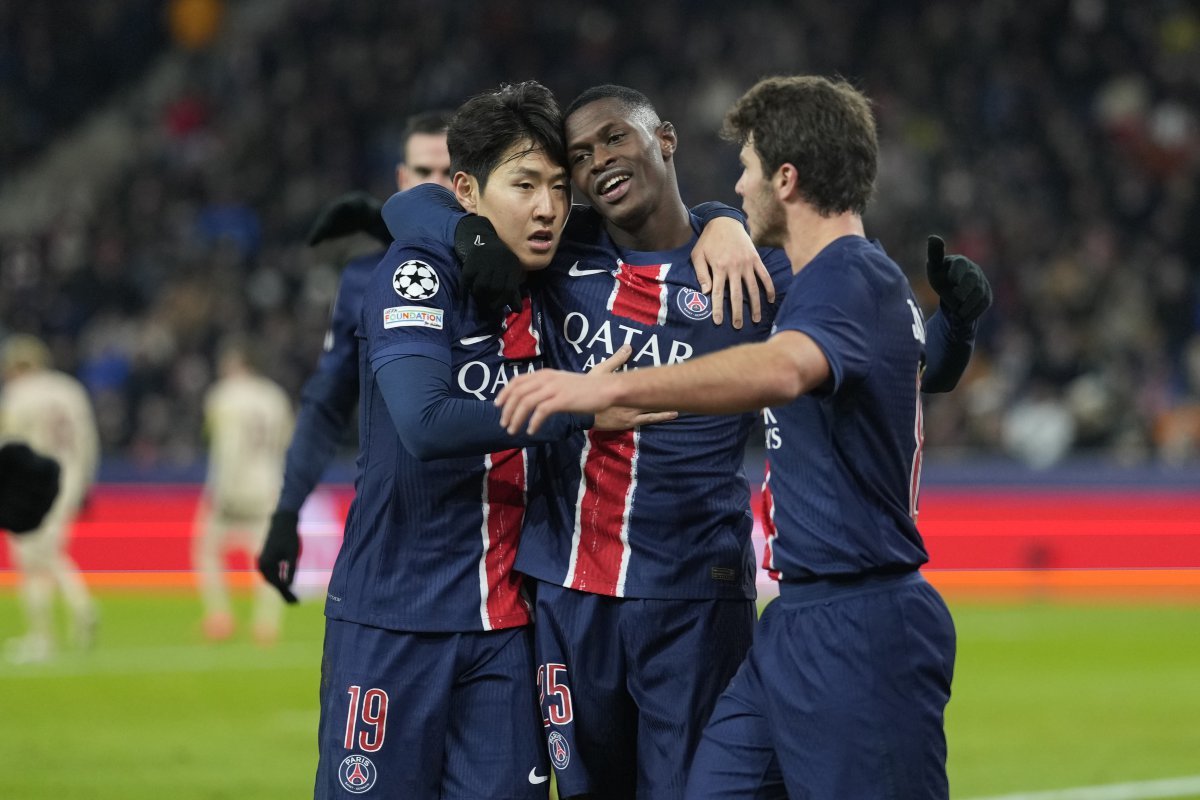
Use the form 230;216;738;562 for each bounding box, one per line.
776;162;799;201
658;121;678;161
453;172;479;213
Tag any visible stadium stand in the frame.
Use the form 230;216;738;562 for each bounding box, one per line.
0;0;1198;471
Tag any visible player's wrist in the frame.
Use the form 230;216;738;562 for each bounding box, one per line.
604;372;630;411
938;300;978;334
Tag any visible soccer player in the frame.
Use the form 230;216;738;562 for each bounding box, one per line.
387;84;986;800
313;80;672;800
257;110;454;603
497;75;961;799
194;338;294;644
0;334;100;663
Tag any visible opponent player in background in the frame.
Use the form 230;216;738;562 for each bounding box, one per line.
257;110;453;602
497;75;961;799
314;80;673;800
194;339;293;644
389;83;988;799
1;334;100;664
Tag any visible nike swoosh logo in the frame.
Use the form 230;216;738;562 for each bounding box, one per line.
567;260;610;277
473;235;485;246
528;768;549;785
460;334;494;346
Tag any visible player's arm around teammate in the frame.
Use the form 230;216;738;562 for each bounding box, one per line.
384;179;776;327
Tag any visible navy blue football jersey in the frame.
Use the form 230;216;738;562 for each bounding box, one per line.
758;235;930;580
325;235;547;633
277;250;379;513
517;210;793;600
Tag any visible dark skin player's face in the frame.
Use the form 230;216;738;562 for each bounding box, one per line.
565;98;676;232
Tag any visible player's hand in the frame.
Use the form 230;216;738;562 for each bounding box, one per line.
257;509;302;604
455;215;523;317
306;191;391;246
589;345;678;431
0;442;60;534
925;235;993;324
497;346;633;435
692;217;775;329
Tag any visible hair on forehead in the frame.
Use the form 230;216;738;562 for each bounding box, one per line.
447;80;566;189
496;139;564;175
565;84;660;128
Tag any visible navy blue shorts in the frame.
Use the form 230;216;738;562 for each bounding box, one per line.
315;618;550;799
684;571;956;799
533;581;755;800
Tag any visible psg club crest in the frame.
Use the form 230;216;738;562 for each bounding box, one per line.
547;731;571;770
676;287;712;321
393;260;439;301
338;754;378;794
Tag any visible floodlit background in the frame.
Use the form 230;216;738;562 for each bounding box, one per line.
1;1;1198;798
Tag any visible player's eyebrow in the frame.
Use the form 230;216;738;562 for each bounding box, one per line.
507;165;568;183
568;121;617;153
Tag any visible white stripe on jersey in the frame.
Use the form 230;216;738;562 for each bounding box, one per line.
909;372;925;520
563;439;591;589
767;492;779;578
603;261;624;316
613;428;641;596
763;465;781;579
654;264;670;325
478;453;494;631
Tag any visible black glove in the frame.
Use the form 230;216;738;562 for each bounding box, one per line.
306;191;391;246
258;509;302;603
455;215;523;316
0;442;61;534
926;235;993;324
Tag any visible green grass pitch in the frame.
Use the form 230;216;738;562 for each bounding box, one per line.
1;590;1198;799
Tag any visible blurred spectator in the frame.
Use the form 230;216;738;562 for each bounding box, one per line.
1154;334;1200;464
168;0;225;51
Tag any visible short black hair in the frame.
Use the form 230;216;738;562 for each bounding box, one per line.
447;81;565;189
565;84;660;128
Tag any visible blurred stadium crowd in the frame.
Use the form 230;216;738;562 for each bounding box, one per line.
1;0;1198;470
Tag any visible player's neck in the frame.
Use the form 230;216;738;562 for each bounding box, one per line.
605;196;692;253
784;209;864;274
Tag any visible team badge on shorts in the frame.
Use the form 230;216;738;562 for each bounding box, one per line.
676;287;712;320
338;754;378;794
547;731;571;770
393;260;439;301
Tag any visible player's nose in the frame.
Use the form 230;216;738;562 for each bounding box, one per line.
591;143;615;172
532;187;558;221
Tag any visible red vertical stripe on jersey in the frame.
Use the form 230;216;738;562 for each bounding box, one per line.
568;429;638;595
480;448;529;629
761;460;782;581
499;297;540;359
606;261;670;326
